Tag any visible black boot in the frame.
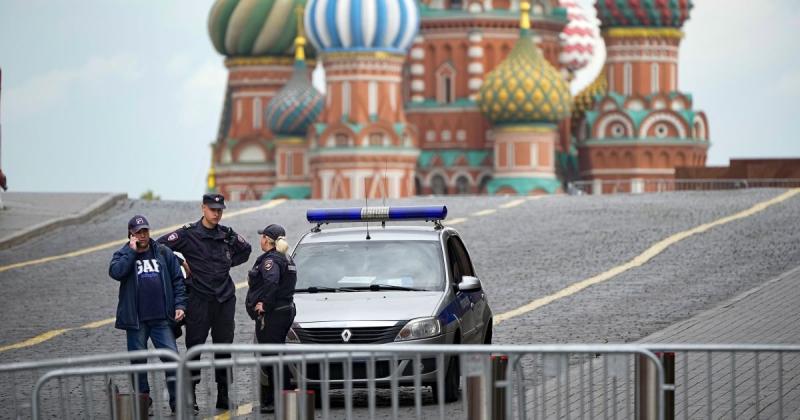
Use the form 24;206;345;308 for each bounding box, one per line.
260;385;274;413
216;383;230;410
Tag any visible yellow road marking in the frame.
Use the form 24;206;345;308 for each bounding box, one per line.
0;199;287;274
473;209;497;216
211;403;254;419
500;199;526;209
493;189;800;325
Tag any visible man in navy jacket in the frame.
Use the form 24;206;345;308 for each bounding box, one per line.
109;215;187;413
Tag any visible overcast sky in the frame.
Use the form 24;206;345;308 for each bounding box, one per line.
1;0;798;200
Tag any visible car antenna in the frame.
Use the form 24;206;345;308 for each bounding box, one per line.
382;159;388;229
364;179;371;240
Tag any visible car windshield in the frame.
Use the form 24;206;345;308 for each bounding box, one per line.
293;240;445;291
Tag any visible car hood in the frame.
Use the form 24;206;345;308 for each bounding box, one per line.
294;291;443;324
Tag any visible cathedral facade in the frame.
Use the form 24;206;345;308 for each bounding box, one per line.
205;0;709;200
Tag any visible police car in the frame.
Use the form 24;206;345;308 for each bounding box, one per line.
287;206;492;402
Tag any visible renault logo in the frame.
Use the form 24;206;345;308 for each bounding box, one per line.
341;329;352;343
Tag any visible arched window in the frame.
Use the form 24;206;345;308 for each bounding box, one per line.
436;63;456;104
623;63;632;95
455;176;470;195
431;175;447;195
478;175;492;194
651;63;660;94
253;97;262;129
415;177;423;195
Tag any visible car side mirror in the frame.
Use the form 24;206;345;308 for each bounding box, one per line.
458;276;482;292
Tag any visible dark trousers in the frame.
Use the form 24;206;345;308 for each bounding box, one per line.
256;305;296;405
185;294;236;385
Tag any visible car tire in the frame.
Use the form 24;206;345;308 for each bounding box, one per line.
432;355;460;403
483;324;493;344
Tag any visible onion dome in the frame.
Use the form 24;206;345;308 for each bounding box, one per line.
573;69;607;113
558;0;599;73
264;36;323;136
208;0;309;57
477;2;571;125
596;0;693;28
304;0;419;54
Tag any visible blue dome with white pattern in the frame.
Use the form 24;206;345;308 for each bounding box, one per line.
304;0;420;54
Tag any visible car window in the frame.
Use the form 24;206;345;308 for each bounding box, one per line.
293;241;445;291
446;236;474;282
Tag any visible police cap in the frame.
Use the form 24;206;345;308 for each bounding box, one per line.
203;193;226;209
258;224;286;240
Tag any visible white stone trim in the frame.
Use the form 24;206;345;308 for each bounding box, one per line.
468;78;483;90
468;62;484;74
410;48;425;60
410;64;425;75
596;114;635;139
639;112;687;139
580;168;676;176
468;46;484;58
411;80;425;92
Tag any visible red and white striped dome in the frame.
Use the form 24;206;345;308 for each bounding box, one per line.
558;0;599;73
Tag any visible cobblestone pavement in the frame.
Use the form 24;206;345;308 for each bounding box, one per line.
1;189;799;418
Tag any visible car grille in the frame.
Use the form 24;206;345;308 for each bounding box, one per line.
294;325;404;344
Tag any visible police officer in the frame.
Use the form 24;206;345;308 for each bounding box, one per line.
157;193;251;411
245;224;297;414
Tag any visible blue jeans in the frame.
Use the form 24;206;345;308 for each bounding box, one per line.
126;320;178;404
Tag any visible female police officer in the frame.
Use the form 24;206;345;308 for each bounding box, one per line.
245;224;297;413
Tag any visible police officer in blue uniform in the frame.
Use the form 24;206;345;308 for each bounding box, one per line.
245;224;297;413
157;193;251;410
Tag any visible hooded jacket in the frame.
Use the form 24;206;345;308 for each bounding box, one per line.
109;239;187;330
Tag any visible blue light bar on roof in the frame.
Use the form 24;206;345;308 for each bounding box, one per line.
306;206;447;223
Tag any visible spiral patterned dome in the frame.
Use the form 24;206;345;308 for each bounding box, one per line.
264;40;324;136
477;5;571;125
596;0;693;28
304;0;420;54
208;0;308;57
558;0;599;73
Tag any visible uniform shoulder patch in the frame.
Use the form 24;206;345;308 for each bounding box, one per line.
167;232;179;242
263;259;273;271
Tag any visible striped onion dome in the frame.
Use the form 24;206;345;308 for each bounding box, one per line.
304;0;420;54
558;0;599;73
264;38;324;136
573;69;607;113
208;0;308;57
596;0;692;28
477;3;571;125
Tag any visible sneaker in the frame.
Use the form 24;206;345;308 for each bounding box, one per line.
145;395;153;416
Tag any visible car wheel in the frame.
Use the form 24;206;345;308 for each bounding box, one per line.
483;324;493;344
432;355;460;403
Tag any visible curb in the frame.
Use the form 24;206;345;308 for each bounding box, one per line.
0;193;128;250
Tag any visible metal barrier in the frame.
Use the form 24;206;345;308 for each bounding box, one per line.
568;179;800;196
0;349;179;420
12;343;798;419
644;344;800;420
176;344;665;420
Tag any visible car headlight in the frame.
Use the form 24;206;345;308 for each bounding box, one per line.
394;317;442;342
286;323;301;344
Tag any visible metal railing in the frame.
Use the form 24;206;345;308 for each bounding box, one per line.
4;343;800;419
176;344;663;420
567;179;800;195
0;350;179;419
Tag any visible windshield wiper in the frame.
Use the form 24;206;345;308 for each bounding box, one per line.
349;284;426;292
294;286;360;293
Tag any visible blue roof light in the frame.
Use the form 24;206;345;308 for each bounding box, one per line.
307;206;447;224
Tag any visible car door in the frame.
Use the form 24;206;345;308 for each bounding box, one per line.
446;235;480;344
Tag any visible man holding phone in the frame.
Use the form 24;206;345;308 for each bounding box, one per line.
109;215;187;414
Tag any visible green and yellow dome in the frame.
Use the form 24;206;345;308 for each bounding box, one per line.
208;0;308;57
477;2;571;125
573;69;607;114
